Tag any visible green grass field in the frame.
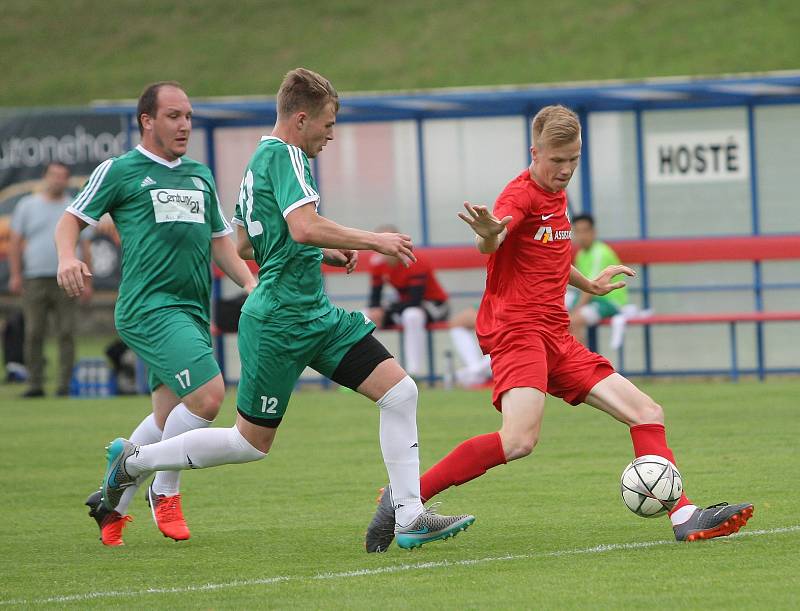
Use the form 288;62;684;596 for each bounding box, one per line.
4;0;799;107
1;379;798;608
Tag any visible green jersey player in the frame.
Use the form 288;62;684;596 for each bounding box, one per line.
55;82;256;546
97;68;475;552
569;213;628;345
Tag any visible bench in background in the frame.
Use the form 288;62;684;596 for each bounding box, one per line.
212;234;800;384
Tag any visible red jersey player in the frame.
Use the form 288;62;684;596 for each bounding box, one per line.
366;232;449;378
366;105;753;552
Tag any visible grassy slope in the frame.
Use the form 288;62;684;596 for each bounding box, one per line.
0;380;798;608
3;0;799;107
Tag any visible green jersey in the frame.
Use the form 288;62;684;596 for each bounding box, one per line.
233;136;333;323
67;145;231;326
574;240;628;307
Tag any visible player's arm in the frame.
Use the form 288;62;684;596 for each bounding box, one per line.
235;224;255;260
321;248;358;274
285;203;416;267
77;232;94;302
457;202;512;254
574;264;595;308
212;233;257;294
7;229;24;295
569;264;635;296
55;212;93;298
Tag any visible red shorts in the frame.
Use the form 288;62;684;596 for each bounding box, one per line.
488;329;615;410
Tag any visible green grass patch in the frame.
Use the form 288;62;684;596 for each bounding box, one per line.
0;379;798;607
3;0;799;106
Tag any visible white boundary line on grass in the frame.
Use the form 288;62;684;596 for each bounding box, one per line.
2;525;798;606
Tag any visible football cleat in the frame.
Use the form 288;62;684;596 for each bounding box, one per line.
673;502;754;542
87;489;132;546
395;504;475;550
101;438;139;511
86;489;109;530
147;485;191;541
365;485;396;553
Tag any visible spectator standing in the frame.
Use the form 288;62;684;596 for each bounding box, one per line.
8;162;93;397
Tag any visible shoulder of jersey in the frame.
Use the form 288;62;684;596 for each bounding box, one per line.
259;137;292;158
178;155;211;172
504;181;535;206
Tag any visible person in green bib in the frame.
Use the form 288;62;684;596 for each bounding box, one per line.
568;214;628;346
97;68;475;552
55;82;257;546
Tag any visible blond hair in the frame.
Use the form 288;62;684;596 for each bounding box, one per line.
277;68;339;118
531;105;581;148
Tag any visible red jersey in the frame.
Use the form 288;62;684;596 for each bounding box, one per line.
476;169;573;352
369;252;448;306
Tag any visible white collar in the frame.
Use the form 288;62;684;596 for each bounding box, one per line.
260;135;285;143
136;144;183;168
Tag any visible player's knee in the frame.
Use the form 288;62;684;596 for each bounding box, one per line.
400;306;426;328
377;375;418;410
231;425;271;458
500;429;539;461
186;380;225;420
631;396;664;425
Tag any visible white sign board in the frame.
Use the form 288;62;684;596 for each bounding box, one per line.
645;130;750;184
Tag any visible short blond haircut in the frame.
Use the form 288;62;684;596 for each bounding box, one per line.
277;68;339;118
531;105;581;148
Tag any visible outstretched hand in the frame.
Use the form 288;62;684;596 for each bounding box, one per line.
592;264;636;296
373;232;416;268
457;202;512;239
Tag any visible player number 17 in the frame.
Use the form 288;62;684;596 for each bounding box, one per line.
174;369;191;389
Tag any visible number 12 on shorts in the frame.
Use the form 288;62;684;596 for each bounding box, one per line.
174;369;191;389
261;395;278;414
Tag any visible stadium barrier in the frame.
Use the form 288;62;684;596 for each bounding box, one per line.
212;234;800;385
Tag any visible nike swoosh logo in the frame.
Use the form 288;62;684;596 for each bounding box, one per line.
403;527;430;534
542;213;555;220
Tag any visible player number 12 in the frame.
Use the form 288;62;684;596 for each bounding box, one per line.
260;395;278;414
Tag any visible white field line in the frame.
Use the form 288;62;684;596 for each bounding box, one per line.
2;525;797;607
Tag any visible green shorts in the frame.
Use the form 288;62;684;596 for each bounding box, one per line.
590;297;621;319
117;307;220;397
236;306;375;423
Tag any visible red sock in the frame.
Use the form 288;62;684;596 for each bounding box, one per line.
420;432;506;502
629;423;692;514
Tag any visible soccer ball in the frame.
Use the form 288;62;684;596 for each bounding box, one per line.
620;455;683;518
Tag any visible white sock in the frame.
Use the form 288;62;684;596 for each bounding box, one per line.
450;326;483;368
125;426;265;476
400;307;426;377
114;413;163;514
670;504;698;526
377;376;424;526
151;403;212;496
